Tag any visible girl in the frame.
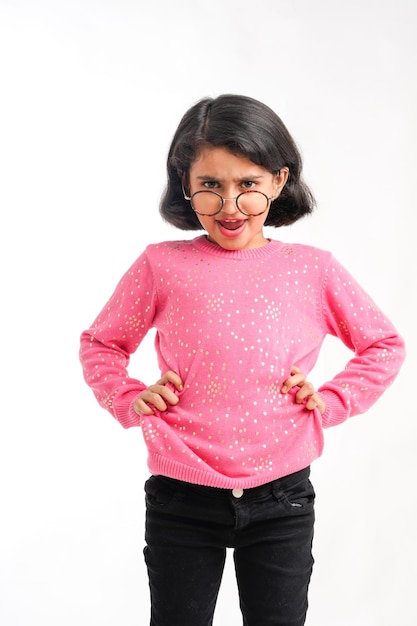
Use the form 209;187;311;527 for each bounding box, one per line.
79;94;405;625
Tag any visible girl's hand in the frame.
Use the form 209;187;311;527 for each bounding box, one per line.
281;366;326;415
133;370;183;416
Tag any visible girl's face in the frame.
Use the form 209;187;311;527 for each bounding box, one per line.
188;146;288;250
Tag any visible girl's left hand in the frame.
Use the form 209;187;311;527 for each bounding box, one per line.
281;365;326;415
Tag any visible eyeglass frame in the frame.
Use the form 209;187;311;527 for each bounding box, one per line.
182;185;277;217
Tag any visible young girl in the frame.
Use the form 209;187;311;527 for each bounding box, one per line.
79;94;405;625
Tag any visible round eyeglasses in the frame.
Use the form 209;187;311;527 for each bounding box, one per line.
183;189;274;217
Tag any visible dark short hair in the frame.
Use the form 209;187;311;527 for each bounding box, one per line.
159;94;315;230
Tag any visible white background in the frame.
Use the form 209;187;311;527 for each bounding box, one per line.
1;0;415;624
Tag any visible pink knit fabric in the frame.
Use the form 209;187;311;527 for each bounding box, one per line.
80;236;405;488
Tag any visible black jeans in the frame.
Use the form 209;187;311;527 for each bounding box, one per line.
144;467;315;626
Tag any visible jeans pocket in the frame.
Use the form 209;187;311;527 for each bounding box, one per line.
145;475;180;508
273;477;316;514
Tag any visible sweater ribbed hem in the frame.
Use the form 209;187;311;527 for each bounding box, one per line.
147;452;319;489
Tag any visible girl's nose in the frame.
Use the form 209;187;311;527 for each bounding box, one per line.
221;196;239;214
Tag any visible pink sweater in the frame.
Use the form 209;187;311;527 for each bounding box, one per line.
80;236;405;488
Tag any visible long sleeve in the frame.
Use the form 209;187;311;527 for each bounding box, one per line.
79;250;157;428
317;255;405;427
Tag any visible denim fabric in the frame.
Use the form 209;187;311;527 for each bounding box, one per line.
144;467;315;625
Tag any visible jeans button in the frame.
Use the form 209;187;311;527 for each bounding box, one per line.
232;488;244;498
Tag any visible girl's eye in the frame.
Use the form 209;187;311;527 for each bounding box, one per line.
203;181;219;189
241;180;256;189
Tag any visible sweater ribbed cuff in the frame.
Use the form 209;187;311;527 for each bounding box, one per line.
319;390;350;428
112;389;143;429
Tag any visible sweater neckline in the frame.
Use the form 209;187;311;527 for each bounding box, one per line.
192;235;284;260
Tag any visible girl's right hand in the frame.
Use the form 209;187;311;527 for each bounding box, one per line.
133;370;183;416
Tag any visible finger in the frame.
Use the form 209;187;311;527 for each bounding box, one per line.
281;368;306;393
295;388;326;414
294;381;316;403
133;396;158;416
157;370;184;391
280;366;326;414
134;380;182;415
153;383;181;405
305;393;326;414
133;390;167;416
304;395;319;410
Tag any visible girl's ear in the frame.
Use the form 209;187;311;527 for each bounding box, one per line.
181;171;190;197
274;167;289;192
272;167;289;200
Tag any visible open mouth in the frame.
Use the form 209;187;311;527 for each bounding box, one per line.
217;219;246;231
